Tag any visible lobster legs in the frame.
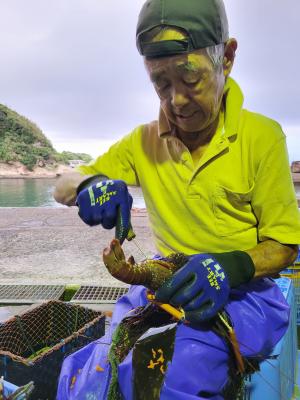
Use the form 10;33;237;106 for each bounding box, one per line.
103;239;179;291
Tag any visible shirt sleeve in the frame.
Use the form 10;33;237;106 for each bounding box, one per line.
76;126;143;186
252;136;300;244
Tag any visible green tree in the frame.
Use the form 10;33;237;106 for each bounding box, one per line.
0;103;92;169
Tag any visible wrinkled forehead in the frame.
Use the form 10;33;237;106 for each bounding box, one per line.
144;49;212;76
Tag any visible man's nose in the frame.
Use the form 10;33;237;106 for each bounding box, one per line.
170;86;189;108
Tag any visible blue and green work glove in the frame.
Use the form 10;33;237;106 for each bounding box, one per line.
76;175;134;244
155;251;255;324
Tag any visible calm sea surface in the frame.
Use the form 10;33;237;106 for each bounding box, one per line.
0;178;299;208
0;179;146;208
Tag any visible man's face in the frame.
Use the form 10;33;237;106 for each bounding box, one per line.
145;50;225;133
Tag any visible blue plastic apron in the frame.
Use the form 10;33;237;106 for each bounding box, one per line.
57;279;289;399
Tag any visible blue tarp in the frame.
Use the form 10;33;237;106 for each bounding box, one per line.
57;279;289;399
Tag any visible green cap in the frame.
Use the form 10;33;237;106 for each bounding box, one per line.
136;0;229;58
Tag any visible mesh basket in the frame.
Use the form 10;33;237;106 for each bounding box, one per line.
0;300;105;400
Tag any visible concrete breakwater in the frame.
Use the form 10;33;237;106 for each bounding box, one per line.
0;207;155;286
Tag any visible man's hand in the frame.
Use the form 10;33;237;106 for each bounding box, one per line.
156;251;255;324
54;172;89;206
155;254;230;323
76;179;133;243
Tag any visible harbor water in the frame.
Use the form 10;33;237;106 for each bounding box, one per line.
0;178;298;208
0;178;146;208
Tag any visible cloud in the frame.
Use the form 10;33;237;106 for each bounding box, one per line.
0;0;299;159
225;0;300;124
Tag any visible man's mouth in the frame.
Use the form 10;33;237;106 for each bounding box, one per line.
174;111;197;120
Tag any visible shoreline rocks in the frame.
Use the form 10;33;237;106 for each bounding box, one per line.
0;161;73;179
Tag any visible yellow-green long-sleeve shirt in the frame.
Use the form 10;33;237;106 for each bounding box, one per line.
78;78;300;256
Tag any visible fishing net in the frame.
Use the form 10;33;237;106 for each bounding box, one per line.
0;300;105;400
214;314;260;400
106;252;189;399
108;304;174;399
103;247;263;399
108;303;256;399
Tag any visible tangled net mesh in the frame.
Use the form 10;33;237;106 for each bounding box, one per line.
0;300;105;399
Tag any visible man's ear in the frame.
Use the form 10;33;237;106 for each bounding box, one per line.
223;39;238;78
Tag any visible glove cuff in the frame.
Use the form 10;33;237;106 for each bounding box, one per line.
211;251;255;288
76;174;109;195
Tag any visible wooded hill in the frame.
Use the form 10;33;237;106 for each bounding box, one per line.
0;104;92;170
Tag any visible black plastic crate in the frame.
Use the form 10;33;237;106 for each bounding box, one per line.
0;300;105;399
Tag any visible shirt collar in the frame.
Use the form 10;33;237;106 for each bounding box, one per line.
157;77;244;139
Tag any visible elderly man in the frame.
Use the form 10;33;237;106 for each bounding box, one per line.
55;0;300;398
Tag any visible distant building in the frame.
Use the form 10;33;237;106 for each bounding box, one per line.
68;160;87;168
291;161;300;173
291;162;300;190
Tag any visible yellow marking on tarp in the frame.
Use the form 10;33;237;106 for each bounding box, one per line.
147;348;166;373
70;375;76;389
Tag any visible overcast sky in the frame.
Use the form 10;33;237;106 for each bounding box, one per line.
0;0;299;161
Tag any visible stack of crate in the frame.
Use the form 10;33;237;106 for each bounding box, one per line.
245;276;297;400
281;248;300;325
